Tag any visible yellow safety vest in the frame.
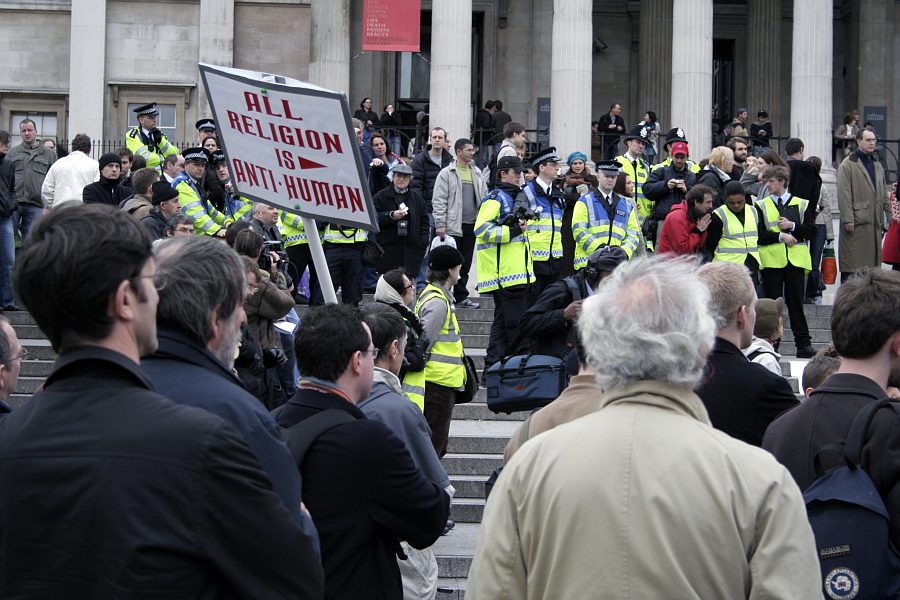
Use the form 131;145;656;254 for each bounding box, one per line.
401;284;466;409
279;210;310;248
323;224;368;244
125;127;179;172
615;154;651;219
712;204;761;265
173;174;231;236
757;194;812;271
520;182;564;262
571;191;640;270
474;189;534;293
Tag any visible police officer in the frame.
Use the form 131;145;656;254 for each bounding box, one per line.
125;103;179;172
615;125;653;221
517;146;565;299
475;156;535;368
280;210;319;304
196;118;216;143
173;147;230;237
316;222;368;306
572;161;641;270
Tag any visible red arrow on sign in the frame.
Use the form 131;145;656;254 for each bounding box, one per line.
297;156;326;170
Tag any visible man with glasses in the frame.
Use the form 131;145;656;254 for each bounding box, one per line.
837;127;890;282
0;204;322;597
0;316;23;417
274;303;450;600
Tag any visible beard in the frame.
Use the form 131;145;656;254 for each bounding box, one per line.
214;315;244;370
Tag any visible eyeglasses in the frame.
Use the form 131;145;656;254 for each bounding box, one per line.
363;347;379;360
9;348;28;362
131;273;167;292
405;283;414;291
247;284;259;295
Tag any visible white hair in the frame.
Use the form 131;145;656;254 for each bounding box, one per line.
577;255;716;390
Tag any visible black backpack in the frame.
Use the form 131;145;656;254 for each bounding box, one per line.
803;399;900;600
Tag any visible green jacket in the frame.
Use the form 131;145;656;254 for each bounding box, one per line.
7;142;57;207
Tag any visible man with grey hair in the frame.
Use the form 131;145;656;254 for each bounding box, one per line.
696;262;797;446
140;236;322;567
466;256;819;599
0;316;22;417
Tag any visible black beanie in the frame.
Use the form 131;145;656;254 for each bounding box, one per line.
428;245;464;271
151;181;179;205
98;152;122;171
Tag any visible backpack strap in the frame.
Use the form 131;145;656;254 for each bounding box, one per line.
844;399;893;467
563;276;582;302
281;409;357;467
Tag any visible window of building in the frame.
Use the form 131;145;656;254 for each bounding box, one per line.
126;102;177;142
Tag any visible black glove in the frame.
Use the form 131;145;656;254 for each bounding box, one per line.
262;347;288;368
150;129;163;145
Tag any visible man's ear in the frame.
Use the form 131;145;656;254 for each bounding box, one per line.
889;332;900;358
112;279;134;322
208;306;222;342
735;305;748;330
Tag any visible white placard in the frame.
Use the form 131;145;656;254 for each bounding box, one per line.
199;64;377;231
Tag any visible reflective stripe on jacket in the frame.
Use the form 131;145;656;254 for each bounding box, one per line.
571;191;640;270
474;189;534;293
712;204;761;265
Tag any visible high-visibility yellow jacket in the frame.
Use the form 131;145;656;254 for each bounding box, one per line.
616;154;652;219
401;283;466;410
711;204;761;265
572;190;640;270
757;194;812;271
474;187;534;294
173;173;231;236
279;210;310;248
125;127;179;172
323;224;368;244
517;181;564;263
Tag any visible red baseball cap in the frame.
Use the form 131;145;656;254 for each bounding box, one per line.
671;142;689;156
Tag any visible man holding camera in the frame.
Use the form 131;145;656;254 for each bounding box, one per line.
125;103;179;173
475;156;535;368
643;141;698;246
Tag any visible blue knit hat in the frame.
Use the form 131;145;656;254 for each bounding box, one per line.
567;151;588;166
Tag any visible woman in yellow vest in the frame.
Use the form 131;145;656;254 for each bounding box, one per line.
705;180;762;282
403;245;467;458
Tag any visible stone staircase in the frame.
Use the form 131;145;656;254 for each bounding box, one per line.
3;300;835;600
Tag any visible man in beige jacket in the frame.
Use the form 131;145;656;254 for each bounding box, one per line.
467;256;821;599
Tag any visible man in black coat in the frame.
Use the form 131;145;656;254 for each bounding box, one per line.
274;304;450;600
763;269;900;547
410;127;454;214
785;137;821;205
697;262;798;447
82;152;131;207
596;102;626;161
373;163;430;276
0;204;322;598
141;180;182;240
142;235;321;551
520;246;627;358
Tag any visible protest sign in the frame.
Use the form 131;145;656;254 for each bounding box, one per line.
199;64;377;231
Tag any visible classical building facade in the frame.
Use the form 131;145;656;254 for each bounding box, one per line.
0;0;896;172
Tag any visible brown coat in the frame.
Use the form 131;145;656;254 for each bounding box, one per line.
837;150;889;272
245;276;294;351
504;374;602;461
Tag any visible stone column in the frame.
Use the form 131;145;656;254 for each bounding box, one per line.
198;0;235;119
857;0;889;109
671;0;713;159
638;0;672;131
790;0;832;168
550;0;592;157
309;0;350;95
68;0;106;140
429;0;472;146
746;0;781;132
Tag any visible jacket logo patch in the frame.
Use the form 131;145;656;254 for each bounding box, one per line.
825;567;859;599
616;209;626;217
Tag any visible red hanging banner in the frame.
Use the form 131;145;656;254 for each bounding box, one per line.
362;0;420;52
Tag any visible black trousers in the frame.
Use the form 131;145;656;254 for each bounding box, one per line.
531;258;563;305
286;244;319;303
452;223;476;303
312;244;363;306
485;285;531;367
424;382;457;458
761;264;811;348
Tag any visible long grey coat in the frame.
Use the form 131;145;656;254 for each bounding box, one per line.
837;150;889;272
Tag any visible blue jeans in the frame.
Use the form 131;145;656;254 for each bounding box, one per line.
14;204;42;247
0;217;14;307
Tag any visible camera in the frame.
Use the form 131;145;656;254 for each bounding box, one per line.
259;239;291;281
501;204;538;226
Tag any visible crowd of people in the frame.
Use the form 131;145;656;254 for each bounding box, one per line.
0;96;897;598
